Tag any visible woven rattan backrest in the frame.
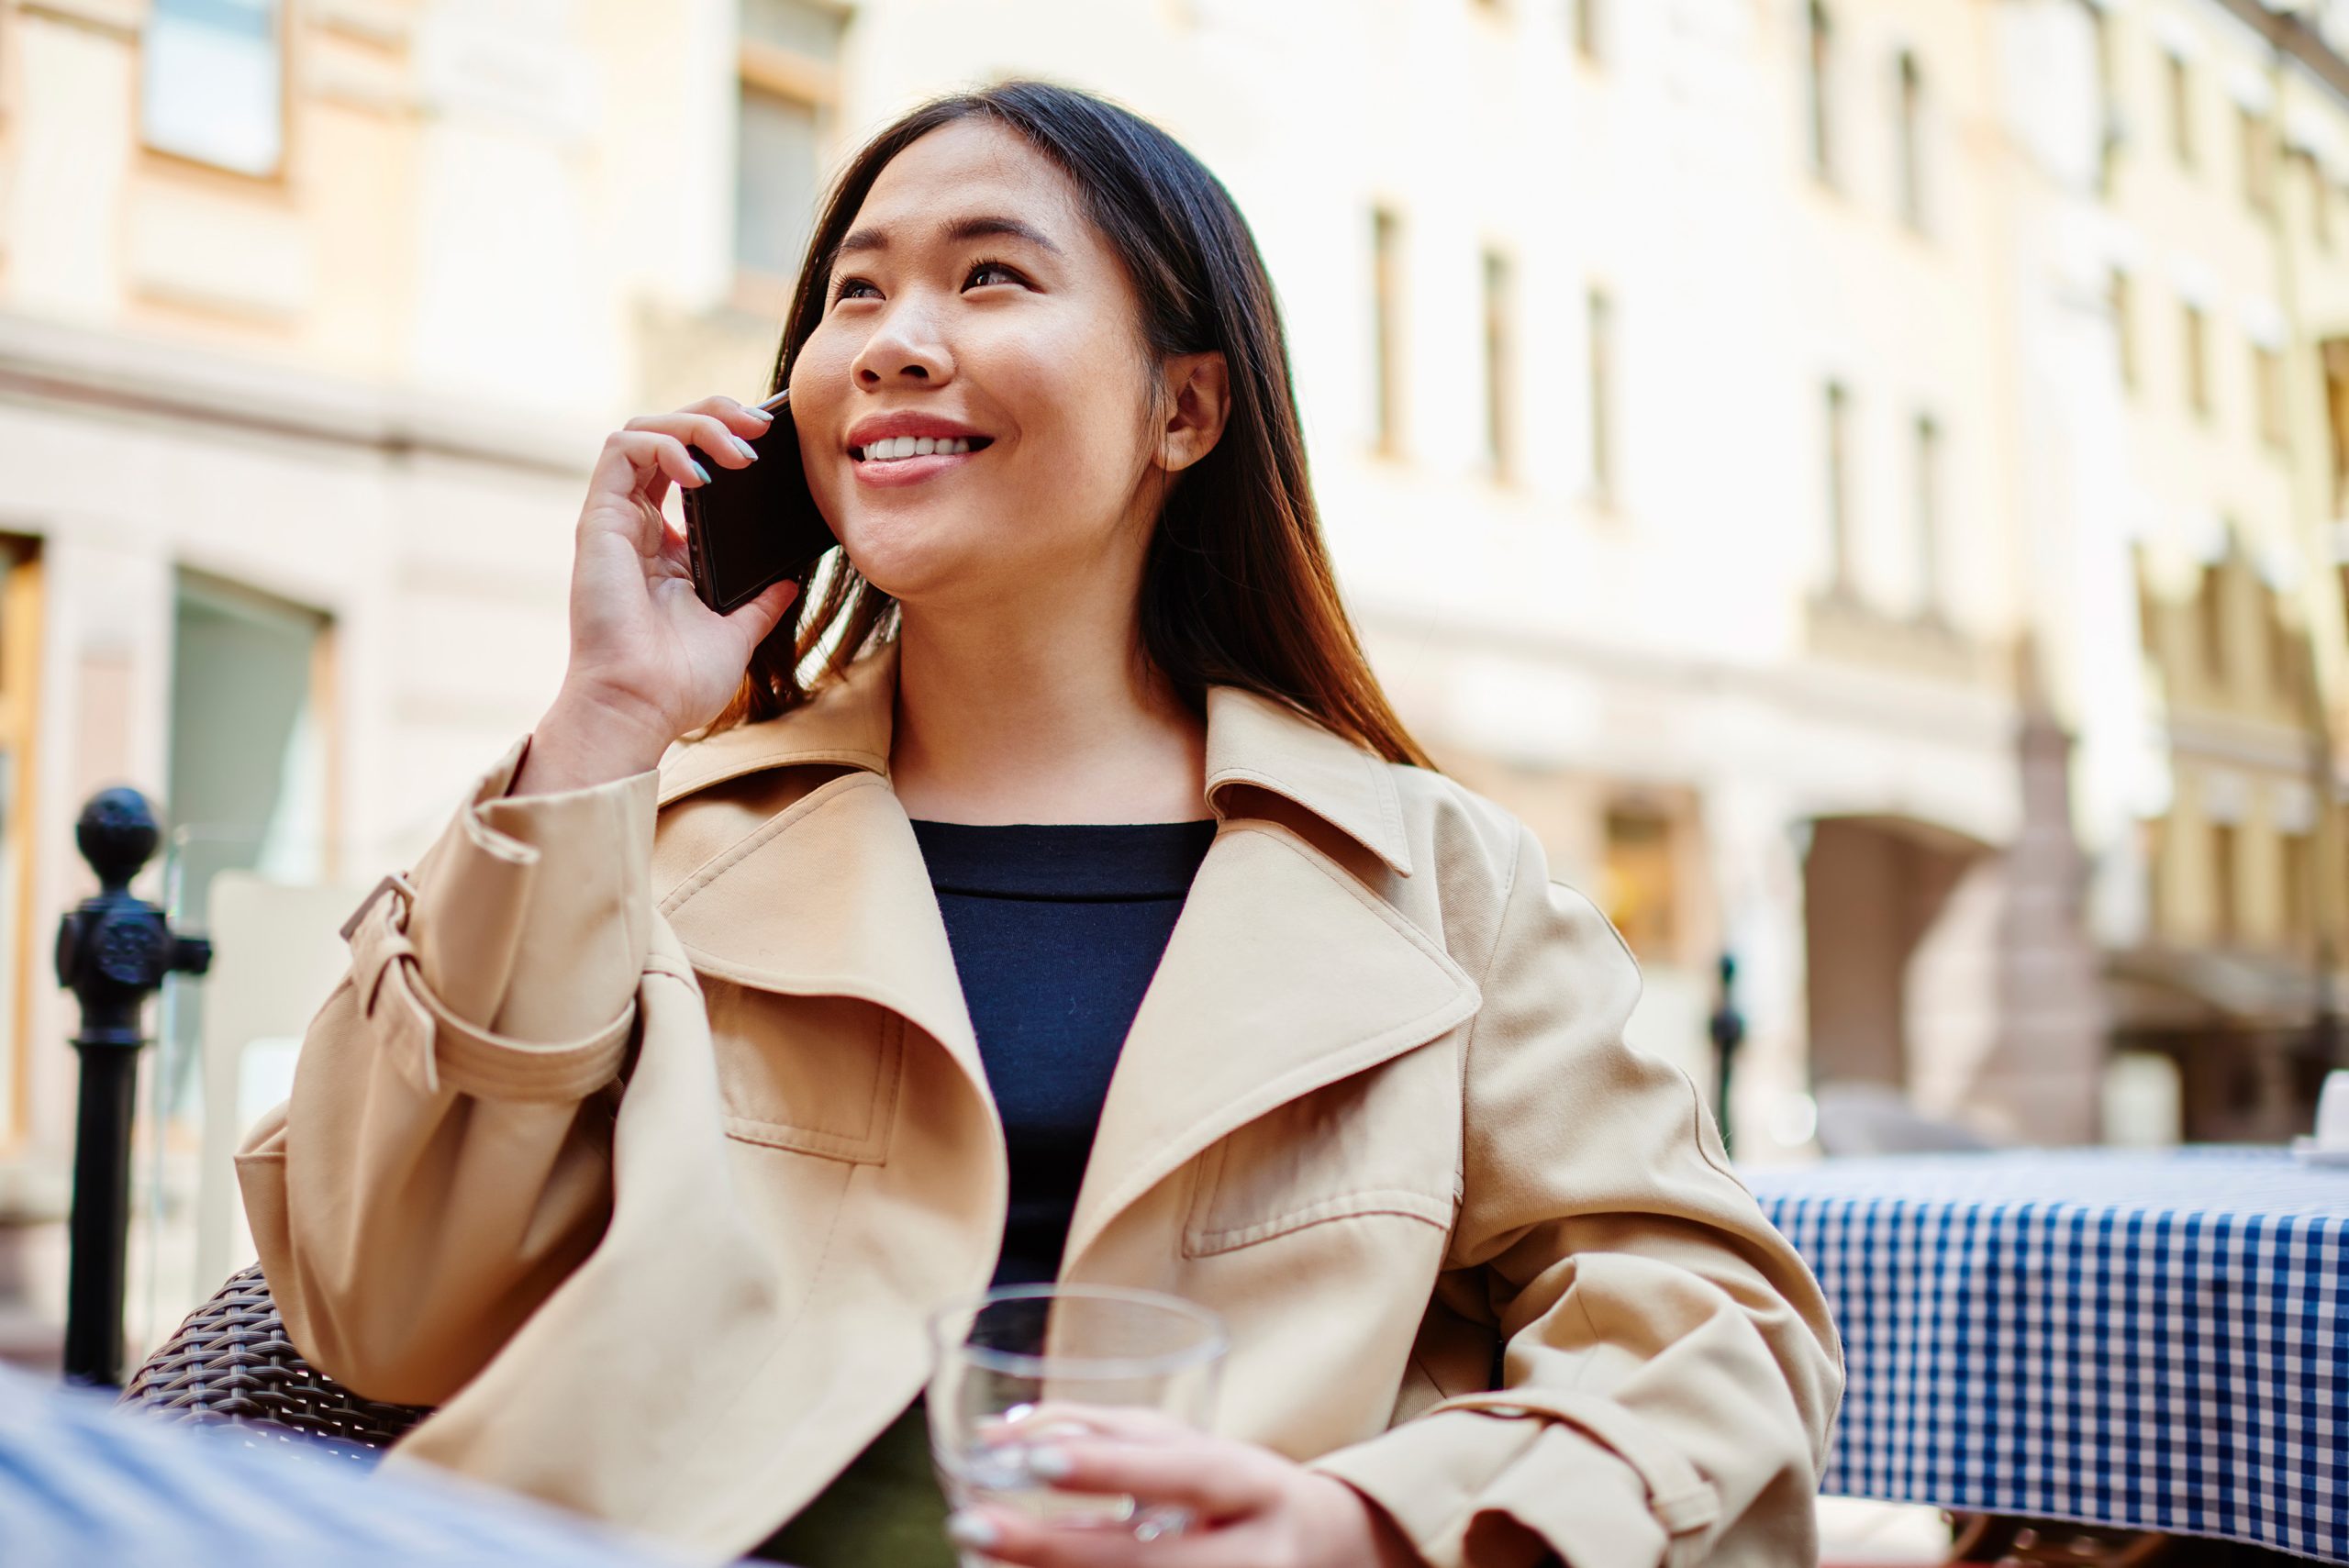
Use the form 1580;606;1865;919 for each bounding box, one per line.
117;1262;433;1456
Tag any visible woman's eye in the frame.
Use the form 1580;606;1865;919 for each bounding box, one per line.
831;276;879;303
965;260;1023;289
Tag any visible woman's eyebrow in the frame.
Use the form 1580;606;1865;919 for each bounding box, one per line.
833;214;1064;260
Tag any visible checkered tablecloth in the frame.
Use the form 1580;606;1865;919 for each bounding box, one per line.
1743;1148;2349;1562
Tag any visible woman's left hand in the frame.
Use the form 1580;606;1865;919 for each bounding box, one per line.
946;1407;1421;1568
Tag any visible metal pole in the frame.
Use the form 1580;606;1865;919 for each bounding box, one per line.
1709;951;1746;1157
54;788;210;1387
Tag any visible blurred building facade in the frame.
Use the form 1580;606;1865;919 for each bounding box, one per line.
2073;0;2349;1141
6;0;2349;1351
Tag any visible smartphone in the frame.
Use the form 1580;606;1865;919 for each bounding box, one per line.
680;388;838;615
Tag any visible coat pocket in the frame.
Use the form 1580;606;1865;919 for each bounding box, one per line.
1180;1048;1460;1258
707;984;905;1164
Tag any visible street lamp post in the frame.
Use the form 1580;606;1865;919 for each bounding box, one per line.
1709;952;1746;1156
54;788;211;1387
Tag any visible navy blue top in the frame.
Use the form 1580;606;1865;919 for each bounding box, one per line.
907;817;1219;1286
751;817;1222;1564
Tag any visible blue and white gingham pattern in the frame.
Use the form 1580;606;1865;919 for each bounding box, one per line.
1744;1149;2349;1562
0;1361;674;1568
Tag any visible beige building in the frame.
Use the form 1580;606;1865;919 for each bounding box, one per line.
2075;0;2349;1140
7;0;2349;1358
0;0;699;1355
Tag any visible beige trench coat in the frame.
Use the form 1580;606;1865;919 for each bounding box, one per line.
236;638;1842;1567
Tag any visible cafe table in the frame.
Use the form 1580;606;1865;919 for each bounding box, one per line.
1743;1147;2348;1564
0;1359;685;1568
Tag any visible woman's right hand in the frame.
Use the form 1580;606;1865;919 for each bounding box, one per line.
512;395;803;796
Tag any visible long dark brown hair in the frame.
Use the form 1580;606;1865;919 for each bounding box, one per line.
716;79;1433;771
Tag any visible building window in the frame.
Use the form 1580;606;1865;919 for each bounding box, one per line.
2197;557;2229;687
2266;587;2306;711
2241;106;2275;215
2312;158;2334;249
1371;207;1406;455
2254;341;2288;450
1806;3;1835;183
736;0;847;286
2211;820;2239;944
1482;248;1516;481
2183;302;2210;418
2324;338;2349;515
2093;5;2121;197
1825;381;1854;591
1602;806;1679;961
168;571;333;890
2283;830;2316;948
1574;0;1603;62
2144;815;2172;938
1588;285;1615;504
140;0;284;177
0;538;40;1151
2166;50;2194;168
2110;269;2136;390
1913;414;1942;614
1896;50;1926;230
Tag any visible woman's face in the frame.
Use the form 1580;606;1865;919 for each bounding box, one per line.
789;120;1181;611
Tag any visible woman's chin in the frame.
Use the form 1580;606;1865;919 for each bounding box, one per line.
836;529;994;606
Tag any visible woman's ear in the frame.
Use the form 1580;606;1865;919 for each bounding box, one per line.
1155;350;1230;474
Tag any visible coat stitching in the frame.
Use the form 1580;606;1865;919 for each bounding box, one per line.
1183;1187;1453;1257
718;1009;904;1165
659;771;887;916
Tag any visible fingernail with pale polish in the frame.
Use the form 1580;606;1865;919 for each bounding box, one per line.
946;1511;1000;1549
742;404;774;422
1025;1446;1073;1480
689;460;710;484
732;436;760;462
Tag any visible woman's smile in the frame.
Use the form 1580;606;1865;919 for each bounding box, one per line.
847;416;999;489
851;441;990;488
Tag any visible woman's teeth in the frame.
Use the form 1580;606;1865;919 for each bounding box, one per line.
854;435;983;462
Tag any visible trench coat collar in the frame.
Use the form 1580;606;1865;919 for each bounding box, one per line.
655;637;1416;878
651;637;1479;1277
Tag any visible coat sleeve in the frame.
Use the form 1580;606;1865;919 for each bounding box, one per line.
1307;822;1843;1568
232;735;660;1407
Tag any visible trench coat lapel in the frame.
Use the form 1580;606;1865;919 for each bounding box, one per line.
656;768;985;1095
651;641;1481;1262
1060;815;1480;1268
653;643;985;1093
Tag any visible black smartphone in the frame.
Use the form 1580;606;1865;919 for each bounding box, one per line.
680;388;838;615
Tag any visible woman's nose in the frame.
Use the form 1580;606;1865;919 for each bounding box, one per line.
852;304;952;387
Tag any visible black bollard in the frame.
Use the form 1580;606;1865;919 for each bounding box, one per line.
1708;951;1745;1158
53;788;211;1386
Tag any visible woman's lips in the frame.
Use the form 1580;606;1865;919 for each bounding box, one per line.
850;445;987;488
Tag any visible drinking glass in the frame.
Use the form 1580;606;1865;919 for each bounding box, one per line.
925;1284;1227;1564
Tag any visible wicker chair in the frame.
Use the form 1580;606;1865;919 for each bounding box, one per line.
117;1261;433;1459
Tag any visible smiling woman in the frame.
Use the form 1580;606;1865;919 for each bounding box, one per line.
233;81;1842;1568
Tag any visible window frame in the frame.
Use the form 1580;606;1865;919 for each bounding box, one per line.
731;4;848;313
136;0;293;183
2254;340;2288;451
2165;49;2195;170
1824;380;1854;593
2110;268;2137;391
1912;412;1943;616
1896;49;1927;231
2240;104;2275;216
1370;206;1407;458
2183;301;2212;420
1587;284;1616;506
1480;245;1518;484
1806;1;1836;185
